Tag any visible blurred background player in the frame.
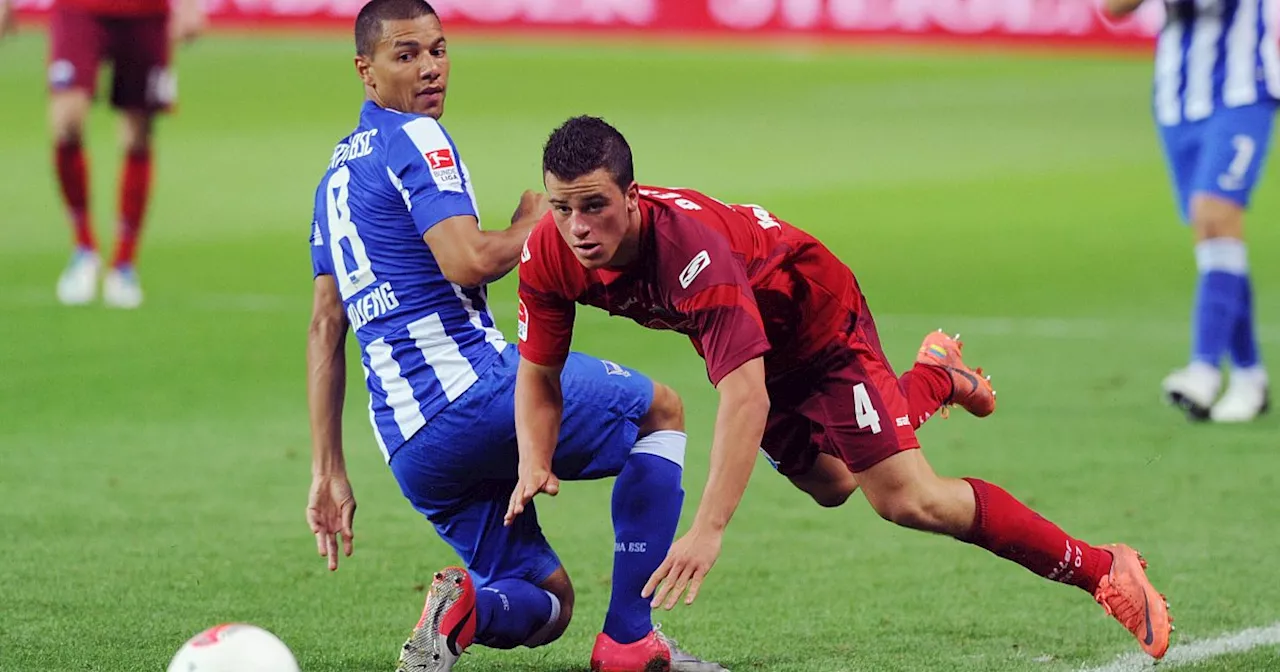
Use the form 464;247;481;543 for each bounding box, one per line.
1108;0;1279;422
304;3;722;671
511;116;1173;661
40;0;204;308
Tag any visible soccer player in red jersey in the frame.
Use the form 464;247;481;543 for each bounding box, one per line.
29;0;203;308
507;116;1173;661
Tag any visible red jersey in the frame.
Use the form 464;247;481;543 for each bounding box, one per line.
58;0;169;16
517;186;862;385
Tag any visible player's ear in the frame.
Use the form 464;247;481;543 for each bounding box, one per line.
624;181;639;211
354;55;376;88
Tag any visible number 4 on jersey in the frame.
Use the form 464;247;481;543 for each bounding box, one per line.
853;383;882;434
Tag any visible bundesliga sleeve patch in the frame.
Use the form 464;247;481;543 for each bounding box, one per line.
402;118;465;193
424;148;461;190
517;298;529;342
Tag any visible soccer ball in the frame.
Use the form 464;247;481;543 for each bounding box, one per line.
167;623;300;672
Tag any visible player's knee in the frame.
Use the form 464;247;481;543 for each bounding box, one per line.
537;598;573;646
1191;195;1245;240
51;109;86;145
121;112;155;153
530;570;574;647
639;382;684;435
869;488;948;532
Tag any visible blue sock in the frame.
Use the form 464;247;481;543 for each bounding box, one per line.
1191;239;1248;367
604;430;686;645
1230;274;1261;370
474;578;557;650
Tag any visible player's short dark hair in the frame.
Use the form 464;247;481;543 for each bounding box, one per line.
355;0;437;57
542;116;635;193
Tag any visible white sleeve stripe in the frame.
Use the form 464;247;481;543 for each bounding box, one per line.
401;118;466;194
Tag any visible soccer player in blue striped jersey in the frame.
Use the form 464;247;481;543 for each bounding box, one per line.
303;2;723;671
1108;0;1277;422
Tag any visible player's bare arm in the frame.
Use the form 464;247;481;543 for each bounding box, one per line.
504;356;565;526
422;190;548;287
1103;0;1145;18
305;276;356;572
644;356;769;610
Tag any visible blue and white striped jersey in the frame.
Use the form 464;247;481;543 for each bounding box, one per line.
1154;0;1280;126
310;101;507;461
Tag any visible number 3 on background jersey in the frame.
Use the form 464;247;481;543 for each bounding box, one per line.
326;166;377;299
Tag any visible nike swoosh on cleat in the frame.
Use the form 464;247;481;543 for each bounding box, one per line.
446;606;474;657
948;366;980;394
1142;591;1155;646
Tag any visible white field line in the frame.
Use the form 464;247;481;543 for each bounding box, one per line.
1079;622;1280;672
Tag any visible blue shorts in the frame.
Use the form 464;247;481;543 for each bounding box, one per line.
1158;101;1277;222
388;346;653;588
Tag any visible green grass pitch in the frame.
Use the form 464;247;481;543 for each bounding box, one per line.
1;28;1279;672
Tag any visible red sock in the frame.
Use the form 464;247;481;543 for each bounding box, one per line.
899;363;952;428
114;148;152;268
55;140;94;251
962;478;1112;594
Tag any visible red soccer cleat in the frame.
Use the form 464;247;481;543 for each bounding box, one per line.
396;566;477;672
916;330;996;418
1094;544;1173;659
590;627;727;672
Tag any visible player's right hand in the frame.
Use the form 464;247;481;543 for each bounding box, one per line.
504;462;560;527
306;472;357;571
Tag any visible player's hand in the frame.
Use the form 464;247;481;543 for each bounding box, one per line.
510;189;550;225
306;472;356;571
504;462;560;526
643;525;723;610
170;9;204;44
0;1;16;39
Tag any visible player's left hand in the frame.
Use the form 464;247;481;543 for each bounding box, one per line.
643;525;724;610
306;472;357;572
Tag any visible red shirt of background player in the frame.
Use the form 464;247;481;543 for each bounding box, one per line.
517;186;862;386
58;0;169;16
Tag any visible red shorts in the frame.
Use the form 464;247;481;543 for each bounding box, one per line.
760;312;919;477
48;6;174;111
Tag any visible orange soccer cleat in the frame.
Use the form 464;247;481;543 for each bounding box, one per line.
1093;544;1173;659
916;330;996;418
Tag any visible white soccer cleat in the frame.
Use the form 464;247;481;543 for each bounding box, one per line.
1210;369;1269;423
103;266;144;309
56;249;100;305
1162;363;1221;422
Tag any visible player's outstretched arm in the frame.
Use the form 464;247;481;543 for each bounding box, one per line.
645;356;769;610
1103;0;1145;18
306;276;356;572
505;356;565;526
422;190;549;287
